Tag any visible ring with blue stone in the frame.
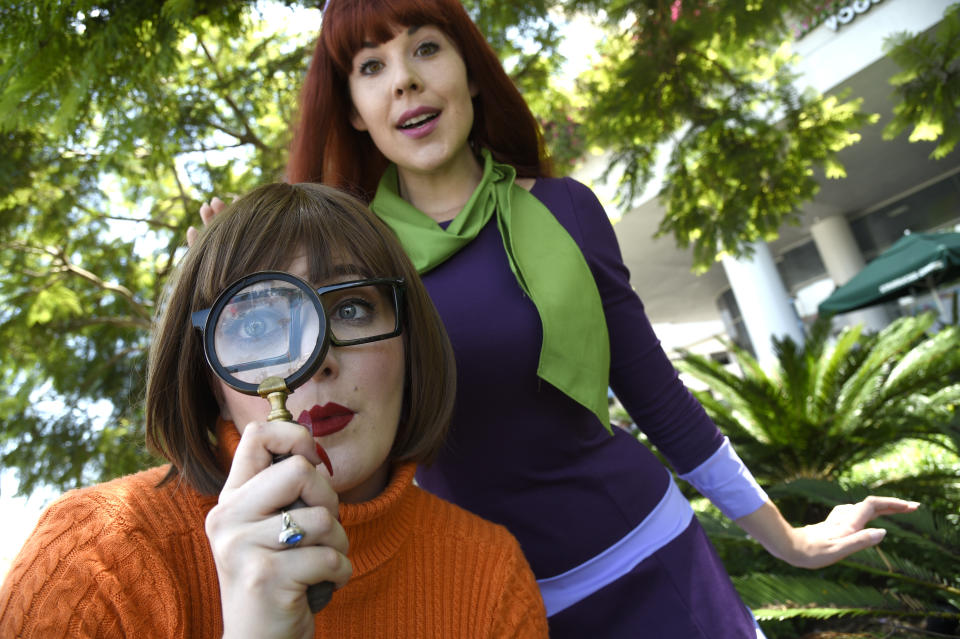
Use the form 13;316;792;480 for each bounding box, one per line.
278;510;305;547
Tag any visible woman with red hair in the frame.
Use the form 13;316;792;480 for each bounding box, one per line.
197;1;919;636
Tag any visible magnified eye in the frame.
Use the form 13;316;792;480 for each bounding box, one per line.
221;307;288;346
236;309;283;338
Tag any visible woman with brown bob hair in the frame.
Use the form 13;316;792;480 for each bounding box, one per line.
149;181;454;495
0;182;549;639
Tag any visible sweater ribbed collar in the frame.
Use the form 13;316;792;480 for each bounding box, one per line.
217;420;419;578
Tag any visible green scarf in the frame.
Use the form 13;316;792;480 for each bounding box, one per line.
371;149;611;433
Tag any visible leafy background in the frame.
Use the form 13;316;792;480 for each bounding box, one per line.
2;1;959;632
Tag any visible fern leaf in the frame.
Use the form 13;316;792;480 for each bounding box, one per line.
734;573;900;613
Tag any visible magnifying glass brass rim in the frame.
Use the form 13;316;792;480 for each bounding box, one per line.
195;270;329;395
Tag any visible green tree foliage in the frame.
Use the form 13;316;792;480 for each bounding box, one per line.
883;2;960;160
0;1;317;493
677;314;960;486
568;0;875;272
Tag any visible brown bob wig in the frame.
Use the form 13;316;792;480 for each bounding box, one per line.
145;183;456;495
287;0;552;199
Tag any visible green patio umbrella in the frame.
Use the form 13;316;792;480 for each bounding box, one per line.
818;231;960;315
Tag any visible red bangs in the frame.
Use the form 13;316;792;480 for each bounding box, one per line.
321;0;461;73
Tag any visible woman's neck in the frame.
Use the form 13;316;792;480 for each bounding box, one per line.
396;150;484;223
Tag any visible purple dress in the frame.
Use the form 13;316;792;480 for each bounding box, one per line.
413;177;766;637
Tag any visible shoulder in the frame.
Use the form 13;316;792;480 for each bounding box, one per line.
52;466;205;534
407;489;549;636
408;486;520;552
529;176;607;227
405;488;538;586
526;176;616;258
0;466;211;636
7;466;206;574
530;175;602;205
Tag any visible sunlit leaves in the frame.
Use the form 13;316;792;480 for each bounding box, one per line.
883;3;960;160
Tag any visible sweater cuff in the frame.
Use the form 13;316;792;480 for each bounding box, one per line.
678;437;768;520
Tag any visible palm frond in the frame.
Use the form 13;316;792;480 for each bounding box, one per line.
810;324;863;424
884;325;960;398
693;505;749;542
835;316;932;430
734;574;907;618
843;547;960;596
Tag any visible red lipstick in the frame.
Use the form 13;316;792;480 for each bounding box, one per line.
298;403;354;438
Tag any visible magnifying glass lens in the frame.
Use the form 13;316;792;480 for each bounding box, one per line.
212;280;322;384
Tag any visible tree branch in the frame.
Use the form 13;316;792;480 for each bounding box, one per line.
3;242;153;321
58;316;152;331
97;213;179;232
197;36;269;152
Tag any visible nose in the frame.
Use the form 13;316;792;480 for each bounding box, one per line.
312;346;341;381
393;60;422;97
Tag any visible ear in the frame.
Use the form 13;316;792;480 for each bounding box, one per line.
349;106;368;132
468;77;479;98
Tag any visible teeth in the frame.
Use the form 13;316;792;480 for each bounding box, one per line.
401;112;436;128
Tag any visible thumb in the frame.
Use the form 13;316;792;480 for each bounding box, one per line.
186;225;198;248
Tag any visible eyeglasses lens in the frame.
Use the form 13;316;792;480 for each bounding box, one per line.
320;283;397;343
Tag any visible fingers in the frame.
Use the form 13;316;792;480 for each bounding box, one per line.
200;196;226;224
827;496;921;531
272;507;349;557
859;495;921;517
273;545;352;591
189;197;226;249
822;528;888;568
208;502;351;635
226;455;339;520
224;420;326;493
209;417;346;636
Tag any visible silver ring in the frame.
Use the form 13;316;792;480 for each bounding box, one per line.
278;510;305;547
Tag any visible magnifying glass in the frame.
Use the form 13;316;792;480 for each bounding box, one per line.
192;270;334;613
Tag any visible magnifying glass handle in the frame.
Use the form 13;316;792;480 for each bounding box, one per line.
260;377;335;614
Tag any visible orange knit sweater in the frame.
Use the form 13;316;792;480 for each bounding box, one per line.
0;428;548;638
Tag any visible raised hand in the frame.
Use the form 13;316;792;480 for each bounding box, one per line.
186;196;228;247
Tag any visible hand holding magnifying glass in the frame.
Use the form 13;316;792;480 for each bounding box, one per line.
193;271;337;613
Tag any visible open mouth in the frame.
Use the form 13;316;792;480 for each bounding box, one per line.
399;112;439;129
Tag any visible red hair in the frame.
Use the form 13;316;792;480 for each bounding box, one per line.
287;0;552;200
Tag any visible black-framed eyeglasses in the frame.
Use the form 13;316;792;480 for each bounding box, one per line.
191;271;405;393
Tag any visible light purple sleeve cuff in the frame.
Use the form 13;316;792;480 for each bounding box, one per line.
678;437;768;520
